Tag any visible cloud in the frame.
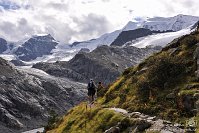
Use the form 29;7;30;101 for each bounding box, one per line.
102;0;110;2
0;0;113;43
0;0;199;44
46;2;68;11
70;13;111;42
81;0;96;4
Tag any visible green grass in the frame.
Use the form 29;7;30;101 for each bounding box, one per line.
101;31;198;119
47;30;199;133
47;103;128;133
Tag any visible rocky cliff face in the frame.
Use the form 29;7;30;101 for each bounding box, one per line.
14;34;58;61
0;57;86;133
33;45;157;84
0;38;7;54
110;28;171;46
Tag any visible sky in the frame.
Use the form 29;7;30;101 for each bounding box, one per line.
0;0;199;43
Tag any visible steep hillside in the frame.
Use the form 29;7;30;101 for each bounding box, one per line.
46;26;199;133
33;45;157;84
0;58;86;133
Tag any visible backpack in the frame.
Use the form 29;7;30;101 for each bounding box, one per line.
88;82;95;90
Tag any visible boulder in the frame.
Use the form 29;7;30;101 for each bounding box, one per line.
136;119;151;131
182;95;195;112
104;126;120;133
166;93;176;99
195;100;199;111
186;84;199;90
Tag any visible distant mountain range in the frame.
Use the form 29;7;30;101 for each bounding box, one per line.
71;14;199;48
0;14;198;64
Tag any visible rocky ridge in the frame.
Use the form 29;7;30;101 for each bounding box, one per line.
0;57;86;133
33;45;158;84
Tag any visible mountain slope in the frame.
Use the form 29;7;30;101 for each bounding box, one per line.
0;38;7;53
14;34;58;61
32;45;157;84
110;28;171;46
130;28;192;48
0;58;86;133
46;25;199;133
70;30;121;51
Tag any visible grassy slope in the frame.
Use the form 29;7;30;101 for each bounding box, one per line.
47;31;199;133
102;32;198;119
47;103;127;133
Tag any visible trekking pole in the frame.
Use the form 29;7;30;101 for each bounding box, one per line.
95;88;97;102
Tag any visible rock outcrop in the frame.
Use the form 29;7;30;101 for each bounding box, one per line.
10;59;26;66
33;45;157;84
0;57;86;133
110;28;174;47
105;108;188;133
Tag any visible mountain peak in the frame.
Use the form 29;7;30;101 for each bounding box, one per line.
123;14;199;32
32;33;49;39
32;33;56;41
176;14;184;16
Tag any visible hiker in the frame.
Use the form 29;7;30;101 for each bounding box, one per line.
97;82;104;97
87;79;96;104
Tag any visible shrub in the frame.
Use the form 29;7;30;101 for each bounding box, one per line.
44;110;62;132
147;57;186;89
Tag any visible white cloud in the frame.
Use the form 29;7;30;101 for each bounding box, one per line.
0;0;199;43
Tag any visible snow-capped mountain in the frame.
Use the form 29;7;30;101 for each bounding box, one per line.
123;14;199;32
129;28;191;48
14;34;58;61
70;30;121;51
0;34;59;64
0;14;198;65
71;14;199;48
111;15;199;46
